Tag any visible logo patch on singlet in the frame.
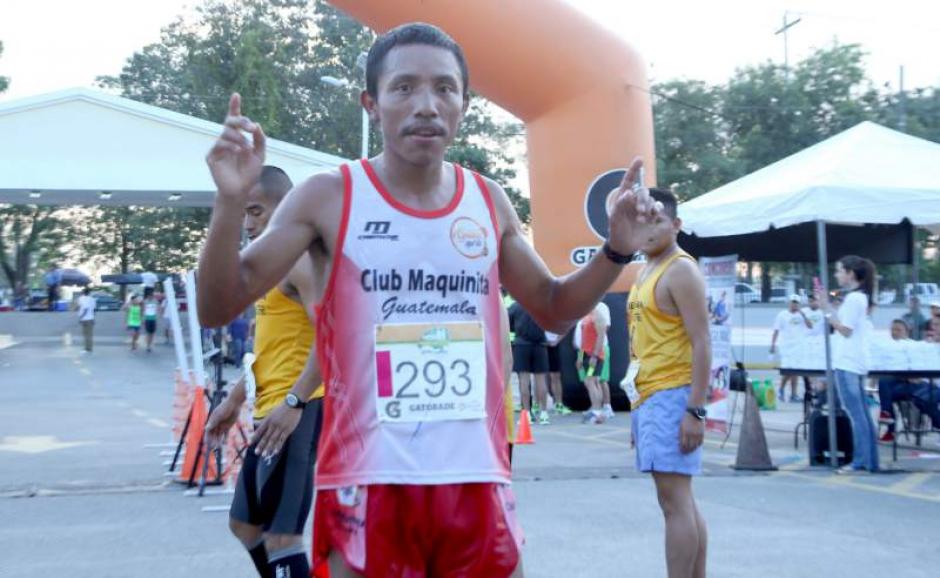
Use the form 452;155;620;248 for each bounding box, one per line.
450;216;489;259
358;220;399;241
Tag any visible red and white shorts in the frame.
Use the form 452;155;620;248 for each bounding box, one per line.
312;482;523;578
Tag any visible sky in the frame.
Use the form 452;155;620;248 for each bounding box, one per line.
1;0;938;104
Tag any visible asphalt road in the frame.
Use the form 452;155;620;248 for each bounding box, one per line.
1;337;939;577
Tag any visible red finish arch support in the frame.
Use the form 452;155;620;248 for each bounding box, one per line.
330;0;654;291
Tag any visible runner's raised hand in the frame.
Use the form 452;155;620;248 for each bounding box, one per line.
607;157;663;256
205;93;266;200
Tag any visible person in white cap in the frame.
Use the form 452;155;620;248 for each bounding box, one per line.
770;294;812;402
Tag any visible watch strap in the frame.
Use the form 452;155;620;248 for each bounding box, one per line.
602;241;633;265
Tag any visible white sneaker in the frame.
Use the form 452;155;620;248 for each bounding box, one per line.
603;404;615;419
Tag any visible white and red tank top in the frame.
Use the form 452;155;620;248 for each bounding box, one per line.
314;159;509;488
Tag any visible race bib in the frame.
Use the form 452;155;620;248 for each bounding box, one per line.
620;359;641;404
242;353;257;409
375;322;487;423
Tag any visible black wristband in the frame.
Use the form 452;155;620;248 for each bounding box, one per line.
602;241;633;265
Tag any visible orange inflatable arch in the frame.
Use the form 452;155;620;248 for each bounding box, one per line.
329;0;654;293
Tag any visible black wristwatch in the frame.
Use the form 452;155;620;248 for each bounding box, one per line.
602;241;633;265
285;393;306;410
686;406;707;421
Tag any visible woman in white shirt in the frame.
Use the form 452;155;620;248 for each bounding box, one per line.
816;255;879;473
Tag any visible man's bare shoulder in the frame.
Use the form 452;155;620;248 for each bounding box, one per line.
473;173;519;237
290;168;345;208
663;255;704;288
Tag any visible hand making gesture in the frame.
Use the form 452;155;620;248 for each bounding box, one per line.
205;93;266;199
606;157;662;256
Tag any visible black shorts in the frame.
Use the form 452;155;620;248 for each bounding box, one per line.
547;345;561;373
144;319;157;334
583;354;606;378
230;398;323;534
512;342;549;374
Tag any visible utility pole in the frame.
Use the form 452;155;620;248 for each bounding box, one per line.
775;11;802;80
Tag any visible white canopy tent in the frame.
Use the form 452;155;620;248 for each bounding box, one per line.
678;121;940;468
0;88;348;207
680;121;940;237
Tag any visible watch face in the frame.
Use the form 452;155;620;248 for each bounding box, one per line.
286;393;299;407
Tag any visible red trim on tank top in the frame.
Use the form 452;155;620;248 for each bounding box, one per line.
316;164;353;318
360;158;464;219
472;171;501;254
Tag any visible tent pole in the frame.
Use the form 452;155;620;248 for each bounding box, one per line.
816;221;840;468
911;222;921;339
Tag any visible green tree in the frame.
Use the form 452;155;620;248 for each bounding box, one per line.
76;207;211;278
97;0;529;222
0;206;73;299
652;80;741;199
0;40;9;94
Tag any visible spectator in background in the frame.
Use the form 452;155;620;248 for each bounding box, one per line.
228;313;250;368
160;291;175;345
902;296;927;340
817;255;879;473
878;319;940;442
142;289;160;353
140;269;159;291
45;268;59;311
508;301;551;424
576;301;610;424
803;294;826;337
925;302;940;343
124;293;143;351
76;287;96;354
770;295;812;402
801;294;826;402
544;331;572;415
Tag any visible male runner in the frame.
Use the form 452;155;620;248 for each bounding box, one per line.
626;188;710;578
198;23;660;578
204;166;324;578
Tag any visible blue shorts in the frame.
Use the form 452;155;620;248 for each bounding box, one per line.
632;385;702;476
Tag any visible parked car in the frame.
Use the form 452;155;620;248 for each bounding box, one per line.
735;283;761;305
769;287;789;304
877;289;897;305
26;289;49;311
92;292;122;311
903;283;939;303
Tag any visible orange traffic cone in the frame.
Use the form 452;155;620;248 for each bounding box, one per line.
515;410;534;445
178;387;220;484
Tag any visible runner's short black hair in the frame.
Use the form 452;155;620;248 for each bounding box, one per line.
366;22;469;100
259;166;293;203
649;187;679;219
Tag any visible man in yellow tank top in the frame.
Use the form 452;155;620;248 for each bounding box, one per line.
626;188;711;578
205;166;324;578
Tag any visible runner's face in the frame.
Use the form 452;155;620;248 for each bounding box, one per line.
366;44;467;166
640;213;679;256
243;184;275;241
